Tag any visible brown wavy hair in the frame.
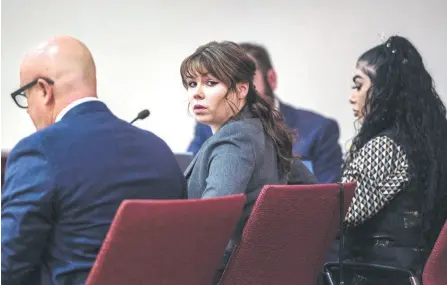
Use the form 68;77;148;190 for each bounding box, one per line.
180;41;294;176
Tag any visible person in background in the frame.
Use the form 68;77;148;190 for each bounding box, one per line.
1;36;187;285
187;43;343;183
326;35;447;285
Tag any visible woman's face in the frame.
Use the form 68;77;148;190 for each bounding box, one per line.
350;63;372;124
186;72;247;133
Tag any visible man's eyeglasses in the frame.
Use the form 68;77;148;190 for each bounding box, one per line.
10;78;54;108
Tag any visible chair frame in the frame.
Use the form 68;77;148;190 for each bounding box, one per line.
323;261;420;285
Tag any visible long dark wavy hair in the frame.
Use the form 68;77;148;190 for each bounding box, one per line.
180;41;294;176
346;35;447;247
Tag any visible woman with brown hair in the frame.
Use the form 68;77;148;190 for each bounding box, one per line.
180;41;310;281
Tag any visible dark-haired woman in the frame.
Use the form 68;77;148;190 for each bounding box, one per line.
334;35;447;285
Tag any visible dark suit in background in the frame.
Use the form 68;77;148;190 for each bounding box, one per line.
1;101;187;285
188;101;343;183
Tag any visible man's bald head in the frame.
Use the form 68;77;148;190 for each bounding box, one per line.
21;36;97;96
19;36;98;130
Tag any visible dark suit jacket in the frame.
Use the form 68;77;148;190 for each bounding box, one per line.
185;107;288;266
188;101;343;183
1;101;187;285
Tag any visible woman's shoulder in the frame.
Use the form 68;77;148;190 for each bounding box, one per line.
204;117;267;157
349;135;407;171
216;117;264;139
363;135;399;149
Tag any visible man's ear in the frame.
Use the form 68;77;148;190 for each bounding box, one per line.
38;78;54;106
267;68;277;92
236;81;249;100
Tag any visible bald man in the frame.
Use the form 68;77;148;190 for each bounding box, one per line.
2;36;187;285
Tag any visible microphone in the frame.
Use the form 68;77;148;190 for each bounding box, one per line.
130;109;150;124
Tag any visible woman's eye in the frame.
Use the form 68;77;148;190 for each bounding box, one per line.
188;81;197;88
207;81;218;86
352;85;361;91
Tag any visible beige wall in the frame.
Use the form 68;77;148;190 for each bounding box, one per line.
2;0;446;153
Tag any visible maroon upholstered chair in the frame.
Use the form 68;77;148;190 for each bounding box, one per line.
423;220;447;285
85;194;245;285
218;182;356;285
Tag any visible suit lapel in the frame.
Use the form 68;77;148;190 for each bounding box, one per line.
185;106;253;178
184;135;213;178
184;153;199;178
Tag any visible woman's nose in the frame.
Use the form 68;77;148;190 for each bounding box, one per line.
193;93;203;100
349;93;356;105
193;86;204;100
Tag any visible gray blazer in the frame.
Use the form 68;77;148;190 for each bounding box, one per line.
185;107;286;265
186;107;285;201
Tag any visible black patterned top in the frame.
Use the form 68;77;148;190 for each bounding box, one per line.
342;136;410;227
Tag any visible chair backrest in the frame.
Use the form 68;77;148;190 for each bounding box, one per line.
218;182;356;285
174;152;194;172
423;220;447;285
85;194;245;285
